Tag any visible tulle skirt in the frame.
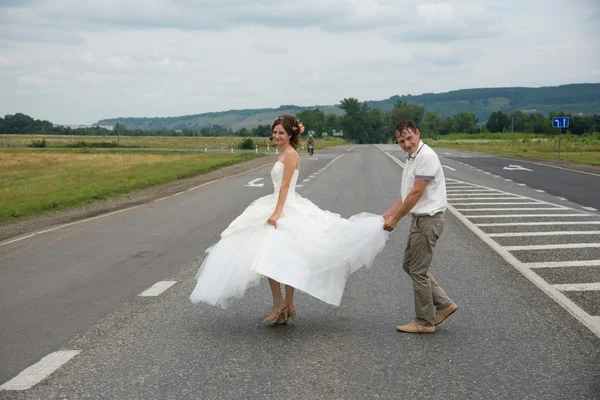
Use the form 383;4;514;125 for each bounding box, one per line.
190;191;389;308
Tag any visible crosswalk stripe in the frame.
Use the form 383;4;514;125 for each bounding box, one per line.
527;260;600;268
477;221;600;227
457;207;568;211
465;214;587;218
505;243;600;251
554;283;600;292
490;231;600;237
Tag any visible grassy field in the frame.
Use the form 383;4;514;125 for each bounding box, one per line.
0;134;347;151
426;133;600;166
0;150;265;224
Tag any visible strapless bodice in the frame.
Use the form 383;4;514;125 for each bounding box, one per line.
271;161;299;194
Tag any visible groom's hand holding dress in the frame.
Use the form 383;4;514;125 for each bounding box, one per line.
382;180;426;231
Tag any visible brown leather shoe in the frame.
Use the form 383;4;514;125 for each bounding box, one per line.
434;303;458;326
396;321;435;334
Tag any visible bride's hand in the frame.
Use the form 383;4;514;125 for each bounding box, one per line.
267;212;281;228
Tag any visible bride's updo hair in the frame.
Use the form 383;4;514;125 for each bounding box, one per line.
271;115;303;149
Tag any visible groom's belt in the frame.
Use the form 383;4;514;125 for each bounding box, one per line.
410;211;443;217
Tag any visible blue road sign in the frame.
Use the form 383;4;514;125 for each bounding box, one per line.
552;117;569;128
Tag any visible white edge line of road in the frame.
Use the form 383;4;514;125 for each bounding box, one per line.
379;145;600;339
0;161;277;248
0;350;81;391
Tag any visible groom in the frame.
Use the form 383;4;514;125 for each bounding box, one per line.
383;120;457;334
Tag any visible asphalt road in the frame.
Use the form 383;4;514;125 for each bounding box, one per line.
1;145;599;399
443;153;600;211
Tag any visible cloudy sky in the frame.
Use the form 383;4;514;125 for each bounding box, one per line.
1;0;599;125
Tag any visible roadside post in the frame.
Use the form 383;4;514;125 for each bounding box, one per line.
552;117;569;156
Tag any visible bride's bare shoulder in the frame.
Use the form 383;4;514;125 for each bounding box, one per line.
289;150;300;169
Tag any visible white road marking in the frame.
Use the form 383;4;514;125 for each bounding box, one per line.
443;165;456;171
583;207;598;212
554;283;600;292
556;197;568;200
245;178;264;187
457;207;567;211
295;185;303;188
446;189;493;192
535;189;545;193
447;202;600;338
138;281;177;297
489;231;600;237
476;221;600;227
503;165;533;171
517;160;600;177
447;193;516;197
0;350;80;391
527;260;600;268
454;202;543;206
518;183;526;186
505;243;600;251
303;179;310;182
505;179;513;182
465;214;587;219
450;197;524;201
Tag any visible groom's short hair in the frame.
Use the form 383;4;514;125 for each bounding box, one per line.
394;120;417;136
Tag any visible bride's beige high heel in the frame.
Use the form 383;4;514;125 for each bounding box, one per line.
288;306;296;326
263;305;289;325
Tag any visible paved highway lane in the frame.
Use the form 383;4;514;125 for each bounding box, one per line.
2;146;599;399
0;154;334;384
442;152;600;211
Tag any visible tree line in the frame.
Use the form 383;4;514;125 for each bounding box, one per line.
331;98;599;143
2;102;598;144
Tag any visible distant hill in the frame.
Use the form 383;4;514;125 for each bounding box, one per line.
98;83;599;130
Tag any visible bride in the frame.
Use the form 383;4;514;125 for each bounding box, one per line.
190;115;389;325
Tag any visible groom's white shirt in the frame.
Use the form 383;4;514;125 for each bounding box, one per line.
401;141;447;216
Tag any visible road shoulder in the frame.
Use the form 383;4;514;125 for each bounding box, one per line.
0;155;277;242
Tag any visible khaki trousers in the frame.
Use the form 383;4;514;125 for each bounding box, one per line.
402;213;453;326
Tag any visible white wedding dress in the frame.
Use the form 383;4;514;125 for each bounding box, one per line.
190;161;389;308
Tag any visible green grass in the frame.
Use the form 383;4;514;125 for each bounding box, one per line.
0;134;347;151
426;132;600;166
0;150;265;224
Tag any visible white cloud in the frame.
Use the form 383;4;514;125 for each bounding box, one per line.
17;75;48;87
0;0;598;124
392;2;502;42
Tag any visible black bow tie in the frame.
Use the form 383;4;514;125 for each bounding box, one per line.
406;153;416;160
